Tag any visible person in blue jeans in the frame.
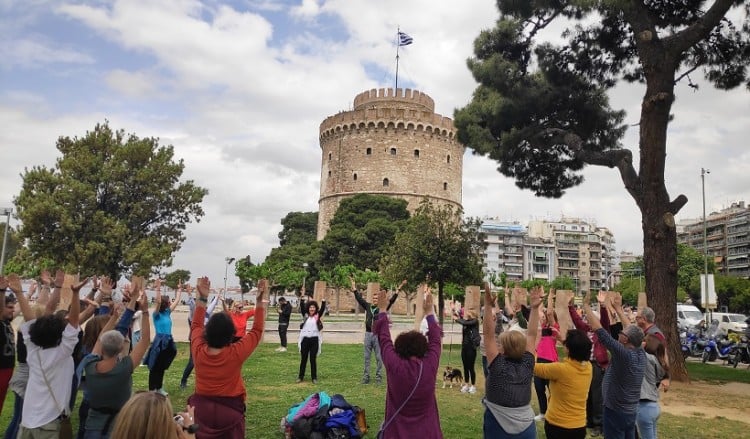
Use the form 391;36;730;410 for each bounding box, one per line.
583;292;646;439
636;333;669;439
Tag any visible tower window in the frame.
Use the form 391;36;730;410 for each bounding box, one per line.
328;171;331;177
443;182;448;190
390;148;397;155
414;149;420;158
447;155;451;163
366;147;372;155
328;152;332;161
353;173;357;181
383;178;389;187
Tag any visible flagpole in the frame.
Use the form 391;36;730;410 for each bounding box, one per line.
395;27;400;91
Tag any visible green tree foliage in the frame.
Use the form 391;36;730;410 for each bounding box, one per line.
240;259;308;296
550;275;576;291
0;221;21;271
320;194;410;271
164;269;191;290
12;122;207;277
454;1;750;381
380;201;485;325
715;275;750;313
278;212;318;246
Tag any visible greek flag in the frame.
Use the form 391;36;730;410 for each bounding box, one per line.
398;31;413;46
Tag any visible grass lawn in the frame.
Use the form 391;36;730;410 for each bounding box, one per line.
2;342;749;438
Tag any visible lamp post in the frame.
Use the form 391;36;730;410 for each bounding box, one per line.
701;167;710;323
224;257;235;300
0;207;12;276
301;262;309;296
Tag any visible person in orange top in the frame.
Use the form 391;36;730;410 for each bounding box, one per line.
225;299;256;341
187;277;266;439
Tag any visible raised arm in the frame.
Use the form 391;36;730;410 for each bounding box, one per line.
170;280;182;312
350;276;368;309
483;282;499;364
526;286;542;353
582;291;603;332
546;289;557;324
46;269;65;315
91;309;121;356
130;290;151;368
38;270;52;306
68;275;89;329
611;293;630;329
7;274;33;321
386;279;406;312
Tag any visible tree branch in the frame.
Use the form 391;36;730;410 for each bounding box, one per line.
540;128;643;204
674;64;701;85
669;195;688;215
664;0;736;55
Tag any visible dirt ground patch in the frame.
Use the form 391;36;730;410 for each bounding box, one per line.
661;381;750;424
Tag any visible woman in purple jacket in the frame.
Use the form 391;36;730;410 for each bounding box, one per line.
373;287;442;439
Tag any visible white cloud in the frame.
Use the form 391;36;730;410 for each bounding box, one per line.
1;0;748;285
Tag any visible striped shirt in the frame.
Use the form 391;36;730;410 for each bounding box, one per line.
596;328;646;414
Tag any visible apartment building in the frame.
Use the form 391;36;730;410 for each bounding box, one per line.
678;201;750;279
480;219;526;284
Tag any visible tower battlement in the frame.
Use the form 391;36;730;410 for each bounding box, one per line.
353;88;435;112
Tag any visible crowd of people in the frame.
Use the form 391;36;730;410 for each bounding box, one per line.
0;270;673;439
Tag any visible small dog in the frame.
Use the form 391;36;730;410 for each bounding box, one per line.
442;366;463;389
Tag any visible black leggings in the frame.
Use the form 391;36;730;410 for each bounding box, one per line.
299;336;319;380
279;323;289;347
149;345;177;390
535;357;553;414
461;345;477;385
544;421;586;439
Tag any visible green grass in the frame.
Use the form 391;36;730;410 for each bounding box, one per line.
2;343;750;438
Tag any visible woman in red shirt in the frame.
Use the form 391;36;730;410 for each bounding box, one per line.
187;277;266;439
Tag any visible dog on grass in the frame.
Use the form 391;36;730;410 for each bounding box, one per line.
442;366;463;389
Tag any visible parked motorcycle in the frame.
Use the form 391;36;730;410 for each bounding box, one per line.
681;325;704;358
730;335;750;368
702;334;735;363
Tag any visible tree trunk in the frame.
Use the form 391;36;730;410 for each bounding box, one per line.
637;66;688;381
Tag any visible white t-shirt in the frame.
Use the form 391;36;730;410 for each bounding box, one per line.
21;320;80;428
132;310;143;333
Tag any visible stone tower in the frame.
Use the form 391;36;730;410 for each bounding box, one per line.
317;87;464;239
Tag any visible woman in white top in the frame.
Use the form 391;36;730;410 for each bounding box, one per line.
297;297;326;384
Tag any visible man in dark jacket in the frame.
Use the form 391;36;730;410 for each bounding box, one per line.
350;277;403;384
275;297;292;352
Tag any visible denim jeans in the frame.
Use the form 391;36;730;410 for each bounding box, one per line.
4;392;23;439
603;405;637;439
363;332;382;381
636;400;660;439
483;409;536;439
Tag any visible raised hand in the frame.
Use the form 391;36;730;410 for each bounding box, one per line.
154;278;162;291
483;282;496;307
529;286;543;309
256;279;268;304
138;288;148;311
423;290;434;316
196;277;210;298
613;292;623;308
53;270;65;288
349;276;356;291
40;270;51;286
71;276;90;294
597;290;606;304
7;274;22;293
100;277;116;296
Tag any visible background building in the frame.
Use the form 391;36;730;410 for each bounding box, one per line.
317;88;464;239
678;201;750;279
480;220;527;284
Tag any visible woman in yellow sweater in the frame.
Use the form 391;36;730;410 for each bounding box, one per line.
533;328;593;439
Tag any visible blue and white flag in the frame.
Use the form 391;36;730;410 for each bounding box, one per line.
398;31;413;46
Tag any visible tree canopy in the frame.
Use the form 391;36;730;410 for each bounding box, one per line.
11;122;207;277
164;269;191;290
454;0;749;381
320;194;410;271
380;201;485;325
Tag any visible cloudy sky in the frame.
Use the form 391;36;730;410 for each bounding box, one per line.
1;0;748;286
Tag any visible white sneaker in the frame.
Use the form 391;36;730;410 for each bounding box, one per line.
534;414;545;422
156;388;169;396
279;347;287;352
468;385;476;394
460;384;469;393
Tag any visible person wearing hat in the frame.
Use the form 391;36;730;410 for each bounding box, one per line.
275;297;292;352
583;291;646;439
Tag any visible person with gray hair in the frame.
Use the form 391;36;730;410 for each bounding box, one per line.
82;287;151;439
